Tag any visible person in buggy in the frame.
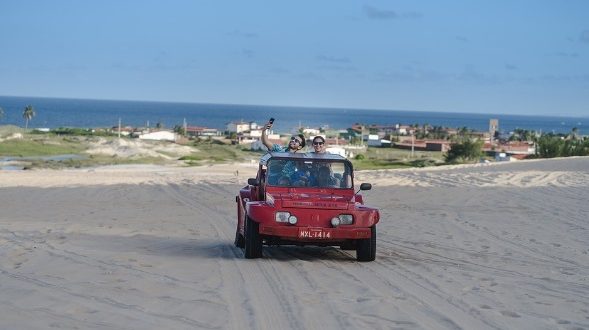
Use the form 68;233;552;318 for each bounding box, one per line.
267;158;311;187
313;164;341;188
261;118;309;185
261;119;306;153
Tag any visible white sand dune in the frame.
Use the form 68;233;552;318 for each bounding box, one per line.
85;137;197;159
1;157;588;329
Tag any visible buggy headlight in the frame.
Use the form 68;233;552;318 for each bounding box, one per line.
339;214;353;225
288;215;298;225
331;217;341;227
275;211;290;223
332;214;353;227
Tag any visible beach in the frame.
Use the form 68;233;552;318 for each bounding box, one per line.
1;157;588;329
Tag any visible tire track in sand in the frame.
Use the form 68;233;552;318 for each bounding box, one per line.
161;182;309;329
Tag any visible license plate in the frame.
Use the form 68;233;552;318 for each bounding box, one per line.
298;228;331;239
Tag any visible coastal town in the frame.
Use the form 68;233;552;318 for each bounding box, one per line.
2;101;586;167
109;118;556;162
2;108;586;172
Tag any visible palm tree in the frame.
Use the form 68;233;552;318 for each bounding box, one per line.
173;125;186;136
23;105;35;129
571;127;580;140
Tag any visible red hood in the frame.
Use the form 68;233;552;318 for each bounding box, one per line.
266;192;354;210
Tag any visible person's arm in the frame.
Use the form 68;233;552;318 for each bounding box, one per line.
261;120;274;150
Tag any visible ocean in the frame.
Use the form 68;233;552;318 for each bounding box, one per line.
0;96;586;135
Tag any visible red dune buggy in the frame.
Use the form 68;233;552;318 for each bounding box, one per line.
235;152;380;261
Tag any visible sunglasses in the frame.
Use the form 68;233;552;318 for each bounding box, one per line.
290;137;302;143
313;142;324;146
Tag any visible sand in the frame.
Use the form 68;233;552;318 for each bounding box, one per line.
1;157;588;329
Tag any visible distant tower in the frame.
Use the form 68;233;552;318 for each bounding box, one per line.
489;119;499;143
489;119;498;135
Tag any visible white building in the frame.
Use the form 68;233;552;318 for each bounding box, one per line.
226;121;254;133
325;147;346;157
366;134;392;147
303;128;321;135
249;129;263;138
367;135;381;146
138;130;177;142
185;126;220;137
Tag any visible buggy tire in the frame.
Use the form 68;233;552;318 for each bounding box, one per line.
234;228;245;248
244;216;263;259
356;225;376;262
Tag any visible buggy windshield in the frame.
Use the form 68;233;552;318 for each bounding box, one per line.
266;158;352;188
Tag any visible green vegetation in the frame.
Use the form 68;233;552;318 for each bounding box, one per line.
23;105;36;130
0;137;86;157
178;154;203;166
509;128;537;142
2;124;587;170
0;126;266;169
351;158;414;170
20;155;171;170
43;127;115;136
184;140;262;165
414;125;450;140
535;135;589;158
0;125;24;137
444;139;483;163
350;147;445;170
173;125;186;136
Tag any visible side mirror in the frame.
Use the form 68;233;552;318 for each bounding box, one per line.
248;178;258;186
359;183;372;191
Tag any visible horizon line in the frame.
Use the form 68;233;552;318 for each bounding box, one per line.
1;94;587;119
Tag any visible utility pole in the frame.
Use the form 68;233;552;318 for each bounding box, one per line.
118;118;121;139
411;133;415;158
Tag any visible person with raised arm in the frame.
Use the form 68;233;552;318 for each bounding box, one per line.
261;118;306;153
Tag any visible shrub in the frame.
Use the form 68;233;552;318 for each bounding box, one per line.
179;155;202;161
536;135;589;158
444;139;483;163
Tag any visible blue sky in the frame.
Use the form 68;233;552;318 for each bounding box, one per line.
1;0;588;116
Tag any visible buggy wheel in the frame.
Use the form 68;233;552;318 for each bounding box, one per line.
234;228;245;248
356;225;376;262
244;216;262;259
